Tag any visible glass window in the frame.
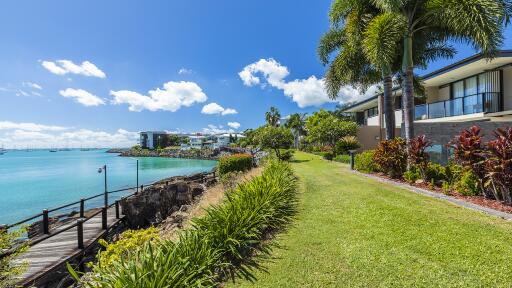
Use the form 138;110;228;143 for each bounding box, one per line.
453;81;464;98
465;76;477;96
478;73;488;93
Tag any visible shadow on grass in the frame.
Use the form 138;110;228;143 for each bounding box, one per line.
289;159;310;163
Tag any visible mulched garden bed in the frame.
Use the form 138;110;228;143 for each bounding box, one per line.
369;171;512;215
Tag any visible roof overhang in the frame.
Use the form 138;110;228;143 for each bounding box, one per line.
422;51;512;87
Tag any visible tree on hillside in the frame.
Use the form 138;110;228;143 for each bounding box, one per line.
256;126;293;160
305;109;358;156
265;106;281;127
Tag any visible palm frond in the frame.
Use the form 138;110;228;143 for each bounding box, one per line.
318;29;346;65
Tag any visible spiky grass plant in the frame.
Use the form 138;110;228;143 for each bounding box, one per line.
75;159;298;287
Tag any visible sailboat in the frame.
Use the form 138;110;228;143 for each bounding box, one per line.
0;143;6;155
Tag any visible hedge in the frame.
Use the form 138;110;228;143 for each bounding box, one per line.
218;154;253;176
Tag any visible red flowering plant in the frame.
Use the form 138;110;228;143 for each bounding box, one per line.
485;128;512;204
408;135;432;181
449;126;487;196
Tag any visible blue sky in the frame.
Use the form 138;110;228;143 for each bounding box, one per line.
1;0;511;148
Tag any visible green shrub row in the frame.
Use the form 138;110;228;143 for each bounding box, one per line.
218;153;253;176
77;159;298;287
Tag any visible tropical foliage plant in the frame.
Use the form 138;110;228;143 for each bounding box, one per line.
374;138;407;178
354;150;379;173
449;126;487;195
335;135;360;155
265;106;281;127
408;135;432;181
485;127;512;203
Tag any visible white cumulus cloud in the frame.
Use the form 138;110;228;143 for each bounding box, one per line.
0;121;68;132
239;58;371;108
201;124;234;135
41;60;106;78
59;88;105;106
201;103;238;115
0;125;138;149
227;122;241;129
110;81;207;112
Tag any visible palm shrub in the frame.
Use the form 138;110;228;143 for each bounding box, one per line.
485;127;512;203
76;160;298;287
335;136;360;155
408;135;432;181
374;138;407;178
449;126;487;196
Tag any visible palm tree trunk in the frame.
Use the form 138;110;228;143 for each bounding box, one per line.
402;34;415;143
382;70;395;139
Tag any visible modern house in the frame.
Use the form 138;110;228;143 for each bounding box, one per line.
342;50;512;160
139;131;168;149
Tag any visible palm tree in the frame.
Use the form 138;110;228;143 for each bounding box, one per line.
265;106;281;127
285;113;307;148
371;0;511;143
319;1;399;140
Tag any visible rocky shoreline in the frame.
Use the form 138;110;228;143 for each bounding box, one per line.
109;146;251;160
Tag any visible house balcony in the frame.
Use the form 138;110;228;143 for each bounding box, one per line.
415;92;502;120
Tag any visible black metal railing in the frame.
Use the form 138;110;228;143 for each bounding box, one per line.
415;92;501;120
0;170;217;258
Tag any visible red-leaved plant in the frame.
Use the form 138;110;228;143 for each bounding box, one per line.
485;127;512;204
408;135;432;181
449;126;487;196
374;137;407;178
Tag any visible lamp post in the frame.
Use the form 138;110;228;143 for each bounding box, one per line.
98;165;108;207
136;160;139;193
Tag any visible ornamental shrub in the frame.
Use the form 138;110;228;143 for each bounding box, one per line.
94;227;160;268
218;154;253;176
335;136;360;155
0;227;28;287
454;169;480;196
355;150;379;173
334;154;351;164
449;126;486;195
278;149;295;161
374;138;407;178
408;135;432;181
403;167;421;184
319;151;334;161
485;127;512;203
425;162;447;184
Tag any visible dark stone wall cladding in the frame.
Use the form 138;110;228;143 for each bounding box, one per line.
415;121;512;144
415;120;512;164
120;172;216;228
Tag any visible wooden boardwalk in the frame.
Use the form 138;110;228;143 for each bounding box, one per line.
15;205;121;286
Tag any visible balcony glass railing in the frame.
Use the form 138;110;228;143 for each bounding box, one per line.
415;92;501;120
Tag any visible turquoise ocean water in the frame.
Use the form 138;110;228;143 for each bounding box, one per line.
0;149;217;225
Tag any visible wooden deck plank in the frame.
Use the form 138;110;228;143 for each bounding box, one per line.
16;206;121;285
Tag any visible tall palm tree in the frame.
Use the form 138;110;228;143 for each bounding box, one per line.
319;0;453;139
319;1;393;136
371;0;511;143
285;113;307;148
265;106;281;127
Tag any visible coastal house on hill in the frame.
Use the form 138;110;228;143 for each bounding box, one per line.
140;131;244;150
342;50;512;162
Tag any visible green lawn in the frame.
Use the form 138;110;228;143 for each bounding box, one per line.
230;151;512;287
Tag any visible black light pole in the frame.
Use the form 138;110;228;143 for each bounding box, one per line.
98;165;108;207
136;160;139;193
